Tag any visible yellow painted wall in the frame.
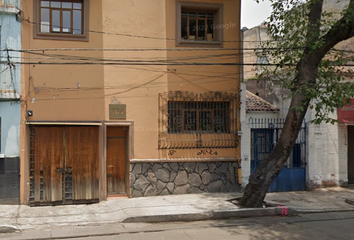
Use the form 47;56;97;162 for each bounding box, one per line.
164;0;241;160
102;0;168;160
20;0;241;203
21;1;105;121
20;0;105;203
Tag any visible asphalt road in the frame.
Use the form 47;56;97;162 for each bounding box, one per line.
3;211;354;240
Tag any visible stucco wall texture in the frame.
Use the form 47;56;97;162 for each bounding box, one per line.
20;0;242;203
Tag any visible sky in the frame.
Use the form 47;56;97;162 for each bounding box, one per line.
241;0;272;29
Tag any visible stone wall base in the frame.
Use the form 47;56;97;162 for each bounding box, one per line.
130;161;240;197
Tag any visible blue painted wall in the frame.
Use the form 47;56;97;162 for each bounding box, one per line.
0;3;21;157
0;1;21;204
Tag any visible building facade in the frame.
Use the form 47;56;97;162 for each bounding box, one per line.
0;0;21;204
20;0;241;205
241;0;354;191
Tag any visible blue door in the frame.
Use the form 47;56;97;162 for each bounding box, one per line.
251;128;306;192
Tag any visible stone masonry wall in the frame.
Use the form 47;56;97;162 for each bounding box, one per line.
130;161;240;197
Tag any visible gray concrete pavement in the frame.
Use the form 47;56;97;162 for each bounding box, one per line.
4;212;354;240
265;187;354;213
1;187;354;234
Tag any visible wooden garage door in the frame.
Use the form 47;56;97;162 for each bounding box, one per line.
29;126;99;205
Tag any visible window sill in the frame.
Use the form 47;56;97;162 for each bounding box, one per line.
176;39;223;47
167;132;231;135
0;92;20;100
0;6;20;14
34;33;89;42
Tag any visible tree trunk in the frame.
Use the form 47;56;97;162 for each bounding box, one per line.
239;56;317;208
239;91;309;208
238;0;354;208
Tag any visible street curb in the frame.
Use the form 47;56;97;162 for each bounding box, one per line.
292;209;354;214
0;225;18;234
122;207;297;223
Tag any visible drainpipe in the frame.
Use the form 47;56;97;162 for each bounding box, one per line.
237;26;248;186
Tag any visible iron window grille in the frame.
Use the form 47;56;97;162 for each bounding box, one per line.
158;91;239;149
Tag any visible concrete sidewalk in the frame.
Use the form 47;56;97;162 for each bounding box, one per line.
1;187;354;232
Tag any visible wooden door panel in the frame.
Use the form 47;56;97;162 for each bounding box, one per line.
107;127;127;138
107;138;126;194
107;127;127;194
34;127;63;203
65;127;99;201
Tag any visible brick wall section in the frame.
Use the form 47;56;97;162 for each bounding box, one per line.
130;161;240;197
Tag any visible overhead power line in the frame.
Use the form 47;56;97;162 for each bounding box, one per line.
10;47;300;52
21;18;275;44
2;60;295;66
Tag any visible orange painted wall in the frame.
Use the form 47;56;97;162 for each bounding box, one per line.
20;0;241;203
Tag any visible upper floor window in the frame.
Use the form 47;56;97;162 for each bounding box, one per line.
181;10;215;41
176;2;223;47
34;0;89;41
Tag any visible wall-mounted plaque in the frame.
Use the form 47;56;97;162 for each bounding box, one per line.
109;104;126;119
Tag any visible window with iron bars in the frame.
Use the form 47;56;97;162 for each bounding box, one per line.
158;91;239;149
168;101;230;133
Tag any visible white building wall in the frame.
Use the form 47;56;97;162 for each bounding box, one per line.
241;102;349;189
241;0;353;189
307;110;348;188
240;84;280;187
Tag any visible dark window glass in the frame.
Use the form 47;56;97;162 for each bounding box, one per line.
207;19;214;34
189;11;197;18
181;17;187;39
167;101;230;133
168;110;182;133
198;12;206;18
199;111;212;131
189;18;196;38
197;19;205;39
184;111;197;131
181;9;215;41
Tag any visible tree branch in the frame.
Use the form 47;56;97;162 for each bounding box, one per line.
303;0;324;55
314;0;354;62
